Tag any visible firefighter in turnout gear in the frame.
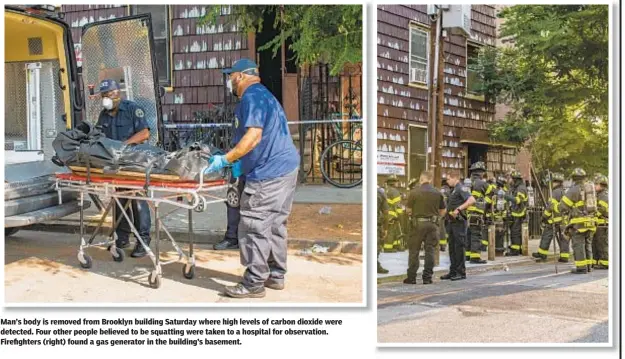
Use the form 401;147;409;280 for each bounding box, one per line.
384;175;404;252
466;162;489;264
493;176;509;253
592;174;609;270
504;170;528;256
532;172;570;262
377;186;389;274
404;171;447;285
439;174;451;252
559;168;596;274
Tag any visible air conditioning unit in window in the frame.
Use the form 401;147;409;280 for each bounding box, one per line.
410;68;427;84
442;4;471;37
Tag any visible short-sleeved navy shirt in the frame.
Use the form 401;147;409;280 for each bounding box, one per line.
447;182;471;211
233;83;300;181
96;100;149;142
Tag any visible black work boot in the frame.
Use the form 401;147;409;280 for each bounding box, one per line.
115;238;130;249
440;273;454;280
532;252;547;261
130;239;150;258
587;264;593;272
224;283;266;298
558;257;569;263
571;268;588;274
440;245;446;252
465;256;471;261
422;277;433;285
403;277;417;284
213;238;239;250
594;264;608;270
377;261;389;274
450;274;466;281
470;258;487;264
505;250;520;257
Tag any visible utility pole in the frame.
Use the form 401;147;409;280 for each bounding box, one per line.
429;6;445;183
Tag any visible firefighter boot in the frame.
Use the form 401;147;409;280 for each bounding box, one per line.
377;261;389;274
532;252;547;261
571;268;588;274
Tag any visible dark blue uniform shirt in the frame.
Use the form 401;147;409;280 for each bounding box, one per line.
448;182;472;212
96;100;149;142
233;83;299;182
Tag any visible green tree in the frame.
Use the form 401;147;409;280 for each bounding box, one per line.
200;5;362;75
478;5;608;175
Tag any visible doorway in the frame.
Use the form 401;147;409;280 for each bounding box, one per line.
255;8;282;104
467;143;488;175
409;125;428;181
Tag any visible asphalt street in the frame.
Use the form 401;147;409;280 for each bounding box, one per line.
378;261;609;344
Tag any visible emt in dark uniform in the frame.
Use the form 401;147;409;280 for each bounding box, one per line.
404;171;446;285
95;79;151;258
441;171;475;281
205;59;300;299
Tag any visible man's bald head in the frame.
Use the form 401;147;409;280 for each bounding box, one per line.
419;171;433;184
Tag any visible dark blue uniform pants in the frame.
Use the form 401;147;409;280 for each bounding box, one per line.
115;198;151;242
447;219;467;276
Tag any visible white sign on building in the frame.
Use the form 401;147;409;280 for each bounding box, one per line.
377;151;406;176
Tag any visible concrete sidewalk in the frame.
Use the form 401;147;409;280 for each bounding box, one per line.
378;238;560;283
30;184;363;253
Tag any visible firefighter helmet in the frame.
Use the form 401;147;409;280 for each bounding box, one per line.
571;168;587;179
551;172;564;183
386;174;399;184
510;170;522;179
469;161;487;173
496;175;507;187
407;178;418;190
594;174;608;186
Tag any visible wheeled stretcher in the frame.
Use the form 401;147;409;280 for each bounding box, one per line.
54;166;235;289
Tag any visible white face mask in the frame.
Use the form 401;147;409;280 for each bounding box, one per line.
102;97;114;110
226;79;234;95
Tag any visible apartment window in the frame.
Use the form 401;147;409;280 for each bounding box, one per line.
466;43;482;94
409;26;429;85
132;5;170;85
409;126;428;180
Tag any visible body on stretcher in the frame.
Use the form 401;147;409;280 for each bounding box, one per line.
54;166;230;289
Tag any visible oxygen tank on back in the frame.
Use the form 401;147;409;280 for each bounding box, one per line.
462;178;472;194
496;189;506;212
583;181;597;214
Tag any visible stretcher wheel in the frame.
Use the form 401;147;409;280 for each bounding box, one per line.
226;187;240;208
183;263;195;279
194;197;207;212
112;247;125;262
148;270;161;289
78;253;92;269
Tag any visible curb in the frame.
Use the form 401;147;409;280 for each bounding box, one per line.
27;222;363;254
377;256;542;284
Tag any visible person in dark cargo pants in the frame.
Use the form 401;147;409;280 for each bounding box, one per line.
205;58;300;299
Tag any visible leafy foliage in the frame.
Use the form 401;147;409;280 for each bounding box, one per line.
477;5;608;175
200;5;362;75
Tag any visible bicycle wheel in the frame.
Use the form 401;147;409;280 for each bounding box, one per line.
320;140;363;188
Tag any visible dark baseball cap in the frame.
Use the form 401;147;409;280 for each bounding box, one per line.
222;58;258;75
99;79;119;93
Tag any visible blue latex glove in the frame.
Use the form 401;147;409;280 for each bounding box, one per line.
204;155;230;174
231;161;242;178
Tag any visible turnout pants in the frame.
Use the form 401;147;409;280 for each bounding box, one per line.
447;219;467;277
571;229;593;270
468;222;486;260
239;169;298;289
115;197;151;243
509;217;523;254
538;224;569;260
592;226;609;267
224;176;246;242
407;221;438;281
495;222;506;251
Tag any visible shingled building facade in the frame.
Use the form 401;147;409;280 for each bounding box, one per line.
377;5;518;187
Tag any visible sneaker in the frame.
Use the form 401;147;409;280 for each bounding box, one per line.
130;239;151;258
213;238;239;250
224;283;266;298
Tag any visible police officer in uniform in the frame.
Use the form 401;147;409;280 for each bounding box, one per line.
439;174;451;252
384;175;404;252
532;172;569;262
592;174;609;270
403;171;446;285
466;162;489;264
96;79;152;258
441;171;476;281
503;170;528;256
377;186;390;274
559;168;595;274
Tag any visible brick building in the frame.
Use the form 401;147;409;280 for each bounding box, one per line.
377;5;518;187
